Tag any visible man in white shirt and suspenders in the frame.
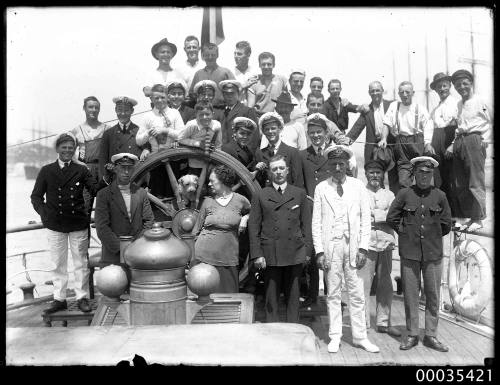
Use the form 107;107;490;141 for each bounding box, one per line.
380;81;435;192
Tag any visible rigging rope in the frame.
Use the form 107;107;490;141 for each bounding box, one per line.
7;109;152;148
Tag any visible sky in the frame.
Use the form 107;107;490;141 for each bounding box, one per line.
6;6;494;146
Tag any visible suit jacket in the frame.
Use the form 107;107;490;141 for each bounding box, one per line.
347;99;394;161
321;97;359;133
386;185;451;261
312;176;371;268
95;181;155;263
31;160;107;232
221;140;256;170
254;142;304;189
99;122;150;177
248;184;312;266
178;104;196;124
299;145;332;198
219;102;260;153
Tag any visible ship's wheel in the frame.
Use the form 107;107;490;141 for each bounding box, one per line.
130;142;262;283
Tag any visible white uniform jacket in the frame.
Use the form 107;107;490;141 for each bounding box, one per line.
312;176;371;268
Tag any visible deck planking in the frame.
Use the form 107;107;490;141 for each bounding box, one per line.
6;293;492;366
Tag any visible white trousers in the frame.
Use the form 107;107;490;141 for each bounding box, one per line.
47;229;89;301
325;236;367;342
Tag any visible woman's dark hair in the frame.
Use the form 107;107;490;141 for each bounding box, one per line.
212;164;238;188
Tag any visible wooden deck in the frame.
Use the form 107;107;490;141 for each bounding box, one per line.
6;293;493;366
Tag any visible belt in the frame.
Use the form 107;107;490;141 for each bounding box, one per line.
456;131;481;138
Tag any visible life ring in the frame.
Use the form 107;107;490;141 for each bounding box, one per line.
448;239;493;320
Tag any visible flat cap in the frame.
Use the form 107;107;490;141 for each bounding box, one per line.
219;79;242;92
193;80;218;94
232;117;257;131
364;159;386;171
112;96;137;107
55;132;77;148
410;155;439;170
258;111;284;130
451;69;473;84
324;144;353;160
111;152;139;165
306;113;329;130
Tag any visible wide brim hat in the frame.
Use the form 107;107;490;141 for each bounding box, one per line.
324;144;353;160
258;111;284;130
430;72;452;90
271;91;297;106
193;80;218;94
112;96;138;107
219;79;242;92
111;153;139;165
232;117;257;131
451;69;473;84
410;155;439;171
151;38;177;60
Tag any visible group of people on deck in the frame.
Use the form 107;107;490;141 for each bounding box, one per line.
30;35;491;356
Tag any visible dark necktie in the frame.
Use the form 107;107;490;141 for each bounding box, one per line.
122;124;128;134
224;106;231;116
337;182;343;197
317;147;323;157
63;162;69;172
269;145;275;157
277;186;283;195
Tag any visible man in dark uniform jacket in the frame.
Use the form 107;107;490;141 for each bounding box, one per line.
299;113;334;308
222;117;258;172
31;133;110;314
347;81;398;194
248;154;312;322
99;96;151;178
253;112;304;188
95;153;155;264
219;79;260;154
386;156;452;352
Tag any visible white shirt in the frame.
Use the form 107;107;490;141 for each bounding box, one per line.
136;108;185;151
383;101;434;144
431;94;459;129
312;143;327;156
57;159;71;169
176;59;205;90
272;181;288;192
234;64;257;87
456;95;491;142
117;183;132;219
372;102;385;137
260;121;308;150
70;121;110;162
366;187;395;252
146;68;185;88
289;91;308;125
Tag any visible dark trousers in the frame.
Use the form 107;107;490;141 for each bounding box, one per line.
264;264;303;323
393;134;424;189
453;133;486;220
432;125;459;216
401;258;442;337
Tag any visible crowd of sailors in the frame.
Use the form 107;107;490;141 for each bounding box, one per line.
29;35;491;355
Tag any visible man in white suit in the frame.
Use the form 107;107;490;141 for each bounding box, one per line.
312;144;380;354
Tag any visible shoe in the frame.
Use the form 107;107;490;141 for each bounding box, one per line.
77;298;92;312
43;300;67;314
327;340;341;353
353;338;380;353
300;297;316;308
466;220;483;232
423;335;449;352
377;325;402;337
400;335;419;350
